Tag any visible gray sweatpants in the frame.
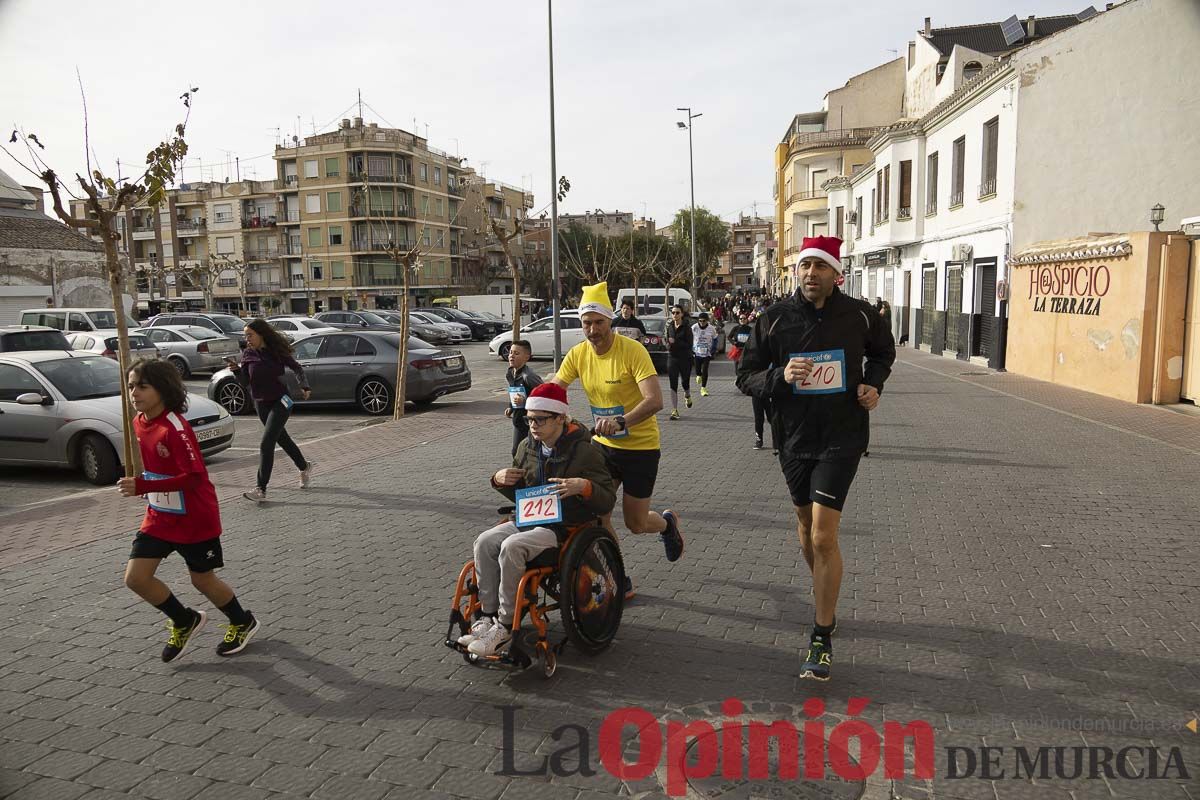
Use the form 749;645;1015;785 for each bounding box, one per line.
473;521;558;624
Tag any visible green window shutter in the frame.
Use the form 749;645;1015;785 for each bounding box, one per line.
308;227;322;247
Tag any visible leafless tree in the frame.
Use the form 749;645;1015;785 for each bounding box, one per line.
2;83;198;474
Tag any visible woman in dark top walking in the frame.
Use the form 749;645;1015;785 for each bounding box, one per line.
665;305;694;420
233;319;313;503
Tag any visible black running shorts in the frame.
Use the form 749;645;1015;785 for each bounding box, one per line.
594;443;660;500
780;456;861;511
130;532;224;573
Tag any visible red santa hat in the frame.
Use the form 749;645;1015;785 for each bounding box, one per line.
525;382;569;415
796;236;844;274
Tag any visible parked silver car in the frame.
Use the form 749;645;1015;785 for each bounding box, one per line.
67;331;159;362
370;311;452;345
135;325;241;378
409;311;472;343
0;351;234;484
207;331;471;416
143;312;249;348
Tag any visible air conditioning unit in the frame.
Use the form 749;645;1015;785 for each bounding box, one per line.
951;243;973;261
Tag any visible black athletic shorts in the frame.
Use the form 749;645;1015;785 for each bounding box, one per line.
594;443;660;500
780;456;861;511
130;532;224;573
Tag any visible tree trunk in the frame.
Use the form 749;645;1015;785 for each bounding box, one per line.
101;224;142;476
393;255;410;420
510;257;521;340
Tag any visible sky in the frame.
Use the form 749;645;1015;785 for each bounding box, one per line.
0;0;1088;227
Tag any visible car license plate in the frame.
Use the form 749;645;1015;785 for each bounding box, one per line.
195;427;223;442
444;357;462;368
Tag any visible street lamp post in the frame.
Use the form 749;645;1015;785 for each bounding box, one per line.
677;108;701;304
548;0;563;367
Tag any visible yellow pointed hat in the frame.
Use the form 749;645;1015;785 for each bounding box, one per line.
578;281;615;319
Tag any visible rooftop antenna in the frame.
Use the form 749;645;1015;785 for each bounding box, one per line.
357;88;363;120
310;117;317;136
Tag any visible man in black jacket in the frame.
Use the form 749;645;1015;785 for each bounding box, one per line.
736;236;895;681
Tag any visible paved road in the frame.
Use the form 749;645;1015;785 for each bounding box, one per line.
0;348;1197;800
0;343;510;511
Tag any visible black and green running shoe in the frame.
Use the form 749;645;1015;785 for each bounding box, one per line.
800;636;832;681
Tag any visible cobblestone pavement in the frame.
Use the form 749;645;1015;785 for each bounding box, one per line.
1;348;1197;800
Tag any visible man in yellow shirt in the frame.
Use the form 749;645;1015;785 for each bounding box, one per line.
552;282;685;598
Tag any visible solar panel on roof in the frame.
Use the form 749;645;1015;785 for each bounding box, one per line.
1000;15;1025;46
1076;5;1098;20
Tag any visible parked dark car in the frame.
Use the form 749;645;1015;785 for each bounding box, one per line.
207;331;470;416
458;310;508;338
0;325;71;352
640;318;670;373
313;310;401;332
415;307;493;340
144;312;248;348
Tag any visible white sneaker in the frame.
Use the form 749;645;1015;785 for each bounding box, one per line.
300;461;316;489
242;488;266;504
467;620;512;656
457;616;493;646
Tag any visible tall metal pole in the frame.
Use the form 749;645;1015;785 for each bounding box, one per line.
678;108;701;305
548;0;563;368
687;116;697;302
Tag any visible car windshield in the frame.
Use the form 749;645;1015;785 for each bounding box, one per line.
359;312;390;325
36;355;122;400
3;331;69;350
180;327;225;340
299;319;327;329
643;319;668;334
86;310;139;329
442;308;472;320
210;316;246;334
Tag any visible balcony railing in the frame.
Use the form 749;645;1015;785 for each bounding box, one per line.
288;276;306;289
284;210;300;222
950;190;964;208
244;216;277;229
247;249;280;261
447;183;465;197
978;179;997;199
785;189;827;206
787;127;880;156
897;207;912;221
350;238;414;252
285;243;303;255
284;175;298;186
347;171;412;184
175;219;205;233
349;205;410;218
245;280;282;293
132;223;156;233
925;200;937;216
214;213;234;223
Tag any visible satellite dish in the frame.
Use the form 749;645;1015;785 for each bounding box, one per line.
1076;5;1098;20
1000;14;1025;46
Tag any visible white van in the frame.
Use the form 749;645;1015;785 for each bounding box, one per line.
19;308;139;334
614;288;693;317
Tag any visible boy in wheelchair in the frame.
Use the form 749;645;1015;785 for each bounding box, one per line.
460;383;617;657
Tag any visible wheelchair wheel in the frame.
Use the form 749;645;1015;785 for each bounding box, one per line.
559;526;625;655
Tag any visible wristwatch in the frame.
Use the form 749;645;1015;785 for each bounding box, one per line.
614;415;627;431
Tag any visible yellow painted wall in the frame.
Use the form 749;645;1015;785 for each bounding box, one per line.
1007;232;1172;404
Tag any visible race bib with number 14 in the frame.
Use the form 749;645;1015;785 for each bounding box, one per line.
790;349;847;394
514;484;563;527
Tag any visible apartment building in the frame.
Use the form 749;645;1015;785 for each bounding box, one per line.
558;209;634;238
773;58;906;294
719;214;773;291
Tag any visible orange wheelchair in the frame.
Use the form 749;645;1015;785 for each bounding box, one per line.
444;508;626;678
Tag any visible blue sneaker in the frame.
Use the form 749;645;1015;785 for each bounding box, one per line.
800;635;832;681
660;510;684;562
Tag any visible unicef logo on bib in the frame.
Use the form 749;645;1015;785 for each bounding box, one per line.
791;349;847;394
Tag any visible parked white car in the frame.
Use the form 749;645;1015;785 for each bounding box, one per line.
487;310;585;360
0;351;233;484
66;331;159;362
266;316;339;342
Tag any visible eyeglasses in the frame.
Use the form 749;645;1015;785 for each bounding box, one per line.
670;311;683;316
526;414;558;427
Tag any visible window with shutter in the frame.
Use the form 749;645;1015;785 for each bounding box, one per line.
899;161;912;219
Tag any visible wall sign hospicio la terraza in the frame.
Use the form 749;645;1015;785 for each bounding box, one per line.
1027;262;1111;317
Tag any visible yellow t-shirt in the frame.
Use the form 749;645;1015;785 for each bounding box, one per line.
557;333;660;450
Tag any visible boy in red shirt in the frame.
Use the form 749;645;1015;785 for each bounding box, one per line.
119;359;260;662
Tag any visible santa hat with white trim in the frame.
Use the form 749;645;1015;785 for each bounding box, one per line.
525;382;569;415
796;236;844;274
